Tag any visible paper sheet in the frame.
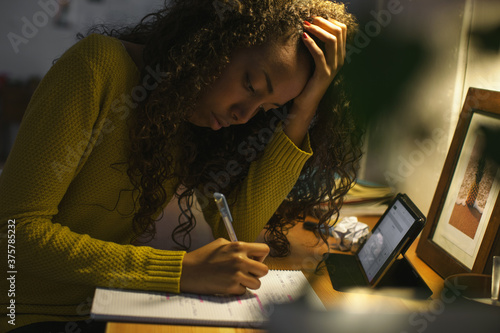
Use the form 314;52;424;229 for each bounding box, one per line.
91;270;324;328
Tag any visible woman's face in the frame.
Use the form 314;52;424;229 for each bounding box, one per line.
189;41;311;130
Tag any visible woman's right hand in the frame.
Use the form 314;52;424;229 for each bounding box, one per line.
283;17;347;147
180;238;270;295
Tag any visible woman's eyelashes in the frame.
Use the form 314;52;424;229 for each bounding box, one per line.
245;73;266;112
245;73;256;94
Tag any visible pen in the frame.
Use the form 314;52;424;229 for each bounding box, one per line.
214;192;238;242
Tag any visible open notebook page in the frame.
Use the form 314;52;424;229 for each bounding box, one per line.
91;270;324;328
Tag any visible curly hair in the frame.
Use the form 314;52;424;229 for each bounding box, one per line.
87;0;362;254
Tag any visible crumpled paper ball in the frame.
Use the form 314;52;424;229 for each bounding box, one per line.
329;216;370;252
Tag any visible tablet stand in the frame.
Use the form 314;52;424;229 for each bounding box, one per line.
375;255;433;299
324;253;433;300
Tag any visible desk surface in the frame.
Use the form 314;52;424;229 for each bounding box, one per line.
105;216;444;333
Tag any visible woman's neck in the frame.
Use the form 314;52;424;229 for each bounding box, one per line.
121;40;145;71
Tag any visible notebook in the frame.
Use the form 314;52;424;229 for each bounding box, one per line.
90;270;324;328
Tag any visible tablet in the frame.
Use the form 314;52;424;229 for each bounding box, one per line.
325;193;426;289
359;193;426;285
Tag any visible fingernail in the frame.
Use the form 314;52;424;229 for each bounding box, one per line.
303;32;308;39
303;20;311;26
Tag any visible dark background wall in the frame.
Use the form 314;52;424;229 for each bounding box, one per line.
343;0;500;214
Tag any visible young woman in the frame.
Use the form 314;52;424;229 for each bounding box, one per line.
0;0;360;331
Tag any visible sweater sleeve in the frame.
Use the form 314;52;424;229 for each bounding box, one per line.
204;127;313;242
0;35;184;294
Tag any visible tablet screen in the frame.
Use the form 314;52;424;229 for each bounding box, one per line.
358;199;416;282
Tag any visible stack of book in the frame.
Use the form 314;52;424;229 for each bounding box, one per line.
339;180;394;217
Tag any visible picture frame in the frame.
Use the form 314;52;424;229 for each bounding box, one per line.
416;87;500;278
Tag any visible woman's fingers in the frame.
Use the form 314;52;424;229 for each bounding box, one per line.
245;242;270;263
228;241;269;278
323;18;347;67
180;238;270;295
311;16;346;67
282;17;348;147
303;16;347;76
301;29;329;76
237;270;263;290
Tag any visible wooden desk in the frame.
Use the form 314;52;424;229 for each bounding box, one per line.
105;216;444;333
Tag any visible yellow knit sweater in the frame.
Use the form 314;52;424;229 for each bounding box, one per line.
0;34;312;330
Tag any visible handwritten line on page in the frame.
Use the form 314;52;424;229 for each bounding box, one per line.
91;270;324;328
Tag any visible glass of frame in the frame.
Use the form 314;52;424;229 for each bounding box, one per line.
416;87;500;278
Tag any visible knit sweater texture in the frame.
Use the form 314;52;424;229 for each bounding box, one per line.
0;34;312;330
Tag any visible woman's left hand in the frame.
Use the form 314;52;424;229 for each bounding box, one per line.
283;17;347;146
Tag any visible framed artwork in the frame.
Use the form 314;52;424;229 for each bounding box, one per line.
416;88;500;278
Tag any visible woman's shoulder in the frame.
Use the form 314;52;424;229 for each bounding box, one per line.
58;33;139;78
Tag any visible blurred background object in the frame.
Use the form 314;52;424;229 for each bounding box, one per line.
268;293;500;333
342;0;500;217
0;75;40;164
0;0;164;168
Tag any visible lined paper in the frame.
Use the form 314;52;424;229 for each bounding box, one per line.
91;270;324;327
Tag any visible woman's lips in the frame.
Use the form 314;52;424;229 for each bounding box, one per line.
211;113;230;130
211;112;222;130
